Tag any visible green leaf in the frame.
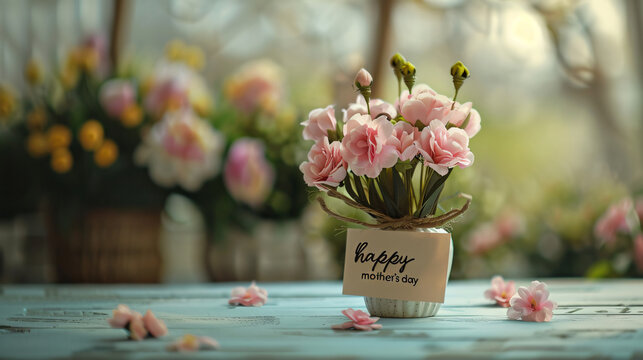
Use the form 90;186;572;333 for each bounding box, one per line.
368;180;386;214
414;120;426;131
392;169;409;216
351;173;368;205
378;177;400;218
394;160;413;172
414;169;451;217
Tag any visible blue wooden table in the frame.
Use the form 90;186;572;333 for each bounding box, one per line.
1;280;642;359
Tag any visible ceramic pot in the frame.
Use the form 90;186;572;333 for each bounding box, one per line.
364;228;453;318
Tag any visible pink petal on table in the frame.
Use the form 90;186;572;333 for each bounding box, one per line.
143;310;168;338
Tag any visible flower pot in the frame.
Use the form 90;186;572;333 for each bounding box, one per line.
48;208;162;283
363;228;453;318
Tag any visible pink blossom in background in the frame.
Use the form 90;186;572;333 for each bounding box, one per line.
142;310;168;338
225;59;284;115
228;281;268;307
81;34;108;75
343;96;396;123
594;198;636;246
331;308;382;331
484;276;516;308
507;281;557;322
128;313;148;341
167;334;220;352
108;304;138;328
224;139;275;208
300;137;346;190
495;210;526;239
99;79;136;118
301;105;337;142
135;109;225;191
354;68;373;87
341;114;398;178
635;197;643;225
415;120;474;176
466;223;503;255
390;121;419;161
635;234;643;273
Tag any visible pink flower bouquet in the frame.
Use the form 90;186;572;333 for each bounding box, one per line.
300;55;480;229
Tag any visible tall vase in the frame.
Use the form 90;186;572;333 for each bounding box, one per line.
363;228;453;318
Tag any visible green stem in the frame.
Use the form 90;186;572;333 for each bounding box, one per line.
451;88;460;110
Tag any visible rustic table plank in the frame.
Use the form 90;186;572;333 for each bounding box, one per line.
0;280;642;359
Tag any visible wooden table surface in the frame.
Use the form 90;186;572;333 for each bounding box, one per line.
0;279;642;359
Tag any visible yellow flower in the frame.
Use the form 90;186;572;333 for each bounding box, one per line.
120;104;143;128
25;59;43;86
94;139;118;168
184;46;205;70
60;65;79;90
165;39;186;62
191;93;212;117
47;124;72;150
77;47;99;73
51;148;73;174
78;120;104;151
140;76;155;98
26;132;49;158
27;108;47;131
0;85;16;120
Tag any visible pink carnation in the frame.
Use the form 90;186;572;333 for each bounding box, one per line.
390;121;419;161
484;276;516;308
398;84;481;137
99;79;136;118
507;281;557;322
415;120;474;176
331;308;382;331
228;281;268;307
341;114;398;178
594;198;636;246
300;137;346;190
224;139;275;208
343;96;396;123
301;105;337;142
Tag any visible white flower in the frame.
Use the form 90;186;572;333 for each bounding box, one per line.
135;109;224;191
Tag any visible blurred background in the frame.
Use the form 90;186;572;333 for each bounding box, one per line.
0;0;641;283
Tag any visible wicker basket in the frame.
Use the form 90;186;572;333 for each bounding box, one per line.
49;208;162;283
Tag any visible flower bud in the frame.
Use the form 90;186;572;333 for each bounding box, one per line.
400;61;416;93
390;53;405;71
451;61;469;94
353;68;372;114
354;68;373;88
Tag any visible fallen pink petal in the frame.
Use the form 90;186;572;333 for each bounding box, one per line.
143;310;168;338
331;308;382;331
228;281;268;307
128;313;148;341
507;281;557;322
167;334;220;352
108;304;136;328
484;276;516;308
